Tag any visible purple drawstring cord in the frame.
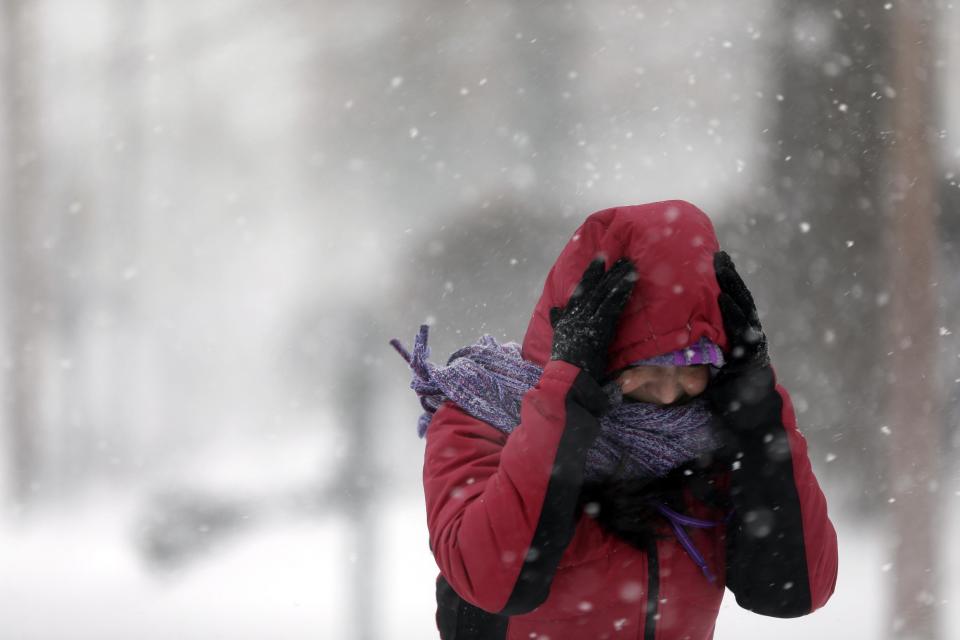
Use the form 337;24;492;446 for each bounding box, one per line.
652;501;733;584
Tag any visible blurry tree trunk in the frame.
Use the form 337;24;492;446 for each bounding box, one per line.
39;1;148;495
336;310;378;640
1;0;46;508
886;3;941;638
94;0;146;481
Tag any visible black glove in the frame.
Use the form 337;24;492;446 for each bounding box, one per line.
706;251;776;433
549;256;637;384
578;476;661;550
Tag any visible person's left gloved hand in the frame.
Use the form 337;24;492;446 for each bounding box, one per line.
706;251;777;435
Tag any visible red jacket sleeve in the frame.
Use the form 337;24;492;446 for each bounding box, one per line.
422;359;608;615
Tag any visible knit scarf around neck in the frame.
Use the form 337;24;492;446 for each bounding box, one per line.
391;325;723;484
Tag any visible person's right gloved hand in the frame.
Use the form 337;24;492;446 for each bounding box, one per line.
549;256;637;384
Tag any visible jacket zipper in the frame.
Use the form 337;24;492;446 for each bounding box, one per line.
644;539;660;640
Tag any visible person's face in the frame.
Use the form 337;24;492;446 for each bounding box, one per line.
614;364;710;406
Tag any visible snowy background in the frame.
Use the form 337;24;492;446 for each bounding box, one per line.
1;1;959;638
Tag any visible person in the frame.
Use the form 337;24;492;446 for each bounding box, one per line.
391;200;838;639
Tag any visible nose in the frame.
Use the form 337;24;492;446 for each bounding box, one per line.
656;379;682;405
655;368;709;405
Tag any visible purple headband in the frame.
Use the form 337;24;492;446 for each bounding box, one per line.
629;336;725;368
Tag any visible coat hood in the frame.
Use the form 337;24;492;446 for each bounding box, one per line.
521;200;729;375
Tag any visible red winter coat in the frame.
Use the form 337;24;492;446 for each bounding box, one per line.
422;201;838;639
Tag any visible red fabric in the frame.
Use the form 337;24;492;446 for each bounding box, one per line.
521;201;729;373
423;201;838;638
424;359;584;613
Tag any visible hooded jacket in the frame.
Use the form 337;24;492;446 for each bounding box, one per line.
422;200;838;639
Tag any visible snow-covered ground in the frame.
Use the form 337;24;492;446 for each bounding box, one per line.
1;479;957;639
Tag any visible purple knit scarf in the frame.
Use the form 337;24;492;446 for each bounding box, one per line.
390;325;724;484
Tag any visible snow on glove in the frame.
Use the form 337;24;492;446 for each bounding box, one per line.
706;250;776;433
549;256;637;384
